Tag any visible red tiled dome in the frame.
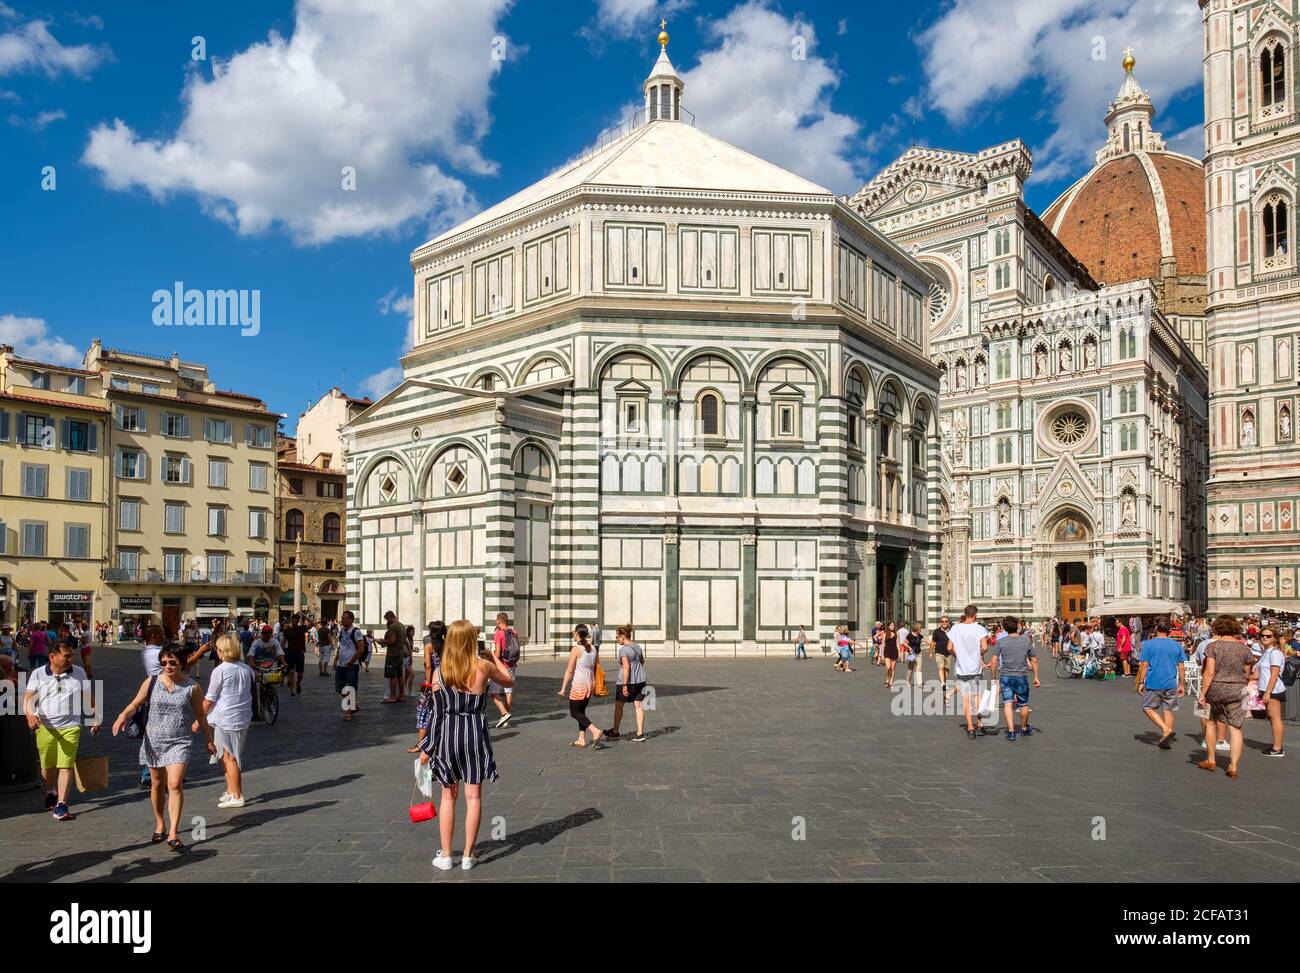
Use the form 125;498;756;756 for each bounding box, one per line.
1042;151;1205;285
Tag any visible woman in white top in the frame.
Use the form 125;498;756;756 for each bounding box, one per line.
203;634;254;808
558;624;606;750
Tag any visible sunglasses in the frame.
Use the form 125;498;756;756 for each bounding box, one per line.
160;659;180;667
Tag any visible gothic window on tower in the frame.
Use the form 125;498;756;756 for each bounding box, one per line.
1259;37;1288;117
1261;194;1292;271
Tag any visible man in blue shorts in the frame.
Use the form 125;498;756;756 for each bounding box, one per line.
990;616;1039;742
1135;617;1185;749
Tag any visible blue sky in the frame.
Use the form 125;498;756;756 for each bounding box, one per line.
0;0;1205;432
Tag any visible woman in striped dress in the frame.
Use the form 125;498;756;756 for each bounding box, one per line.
418;619;512;872
558;624;606;750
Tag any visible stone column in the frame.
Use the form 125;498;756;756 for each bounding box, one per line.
411;509;425;637
663;527;679;651
482;405;515;633
862;539;879;628
864;415;879;512
742;393;758;498
550;387;601;650
742;531;757;644
665;391;681;497
903;545;916;622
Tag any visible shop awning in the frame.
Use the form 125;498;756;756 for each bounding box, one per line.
1088;598;1191;618
194;607;232;618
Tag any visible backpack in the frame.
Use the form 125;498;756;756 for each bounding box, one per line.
501;627;521;666
1282;654;1300;688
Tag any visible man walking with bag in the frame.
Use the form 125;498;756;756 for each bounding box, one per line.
489;612;521;728
25;640;100;821
948;604;991;740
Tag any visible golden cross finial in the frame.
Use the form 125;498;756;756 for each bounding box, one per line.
1122;46;1135;72
661;18;666;30
658;18;669;48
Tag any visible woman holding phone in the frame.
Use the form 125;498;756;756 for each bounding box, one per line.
419;620;512;872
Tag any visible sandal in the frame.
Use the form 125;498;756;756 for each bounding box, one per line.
569;741;586;748
167;838;185;852
151;831;165;844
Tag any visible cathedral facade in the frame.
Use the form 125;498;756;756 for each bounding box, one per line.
851;57;1209;621
1202;0;1300;612
343;38;942;655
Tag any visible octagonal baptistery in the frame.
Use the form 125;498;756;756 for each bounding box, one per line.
344;36;942;658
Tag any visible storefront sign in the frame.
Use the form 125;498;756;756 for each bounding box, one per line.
196;597;229;608
49;592;92;605
119;596;154;611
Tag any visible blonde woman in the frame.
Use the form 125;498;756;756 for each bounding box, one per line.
558;624;606;749
418;620;512;871
203;635;254;808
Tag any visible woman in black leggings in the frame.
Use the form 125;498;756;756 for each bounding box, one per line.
557;624;605;750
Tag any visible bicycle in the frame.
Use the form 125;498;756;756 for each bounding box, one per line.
253;664;284;725
1055;650;1103;680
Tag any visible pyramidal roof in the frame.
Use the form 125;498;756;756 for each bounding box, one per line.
420;120;833;253
417;26;835;256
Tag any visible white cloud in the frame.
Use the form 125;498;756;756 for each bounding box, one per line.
0;14;109;77
8;107;65;130
1164;123;1202;160
588;0;691;38
680;1;860;192
83;0;512;246
358;365;404;402
377;289;414;319
0;314;82;365
916;0;1202;182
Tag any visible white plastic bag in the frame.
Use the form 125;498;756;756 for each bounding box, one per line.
977;678;1000;722
413;755;434;799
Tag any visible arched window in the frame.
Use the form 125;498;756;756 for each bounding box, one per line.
322;512;341;544
698;391;721;437
846;372;866;450
1122;563;1138;595
1122;123;1130;153
285;508;304;541
1263;196;1290;258
1261;39;1287;108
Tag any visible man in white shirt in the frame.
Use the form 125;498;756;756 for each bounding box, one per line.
948;604;991;739
25;641;99;820
1083;623;1105;659
334;611;364;721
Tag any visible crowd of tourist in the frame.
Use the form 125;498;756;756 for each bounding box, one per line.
9;594;1291;874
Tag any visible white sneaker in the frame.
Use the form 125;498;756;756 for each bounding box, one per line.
432;852;454;871
1216;741;1230;752
461;856;477;871
495;713;511;729
217;796;245;809
219;792;231;803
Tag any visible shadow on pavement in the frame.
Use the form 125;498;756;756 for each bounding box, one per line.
476;806;603;865
0;799;338;882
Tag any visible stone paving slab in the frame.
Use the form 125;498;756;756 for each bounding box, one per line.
1;645;1296;882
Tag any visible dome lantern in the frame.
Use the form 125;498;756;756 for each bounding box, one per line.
1099;48;1164;162
644;19;684;122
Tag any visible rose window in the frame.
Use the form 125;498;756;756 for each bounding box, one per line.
1050;411;1088;447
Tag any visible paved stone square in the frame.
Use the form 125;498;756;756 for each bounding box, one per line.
2;645;1297;883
